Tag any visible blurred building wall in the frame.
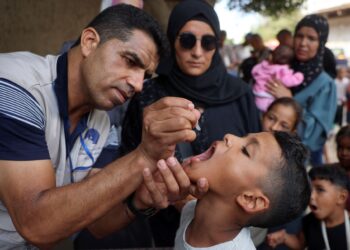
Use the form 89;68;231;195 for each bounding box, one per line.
0;0;100;55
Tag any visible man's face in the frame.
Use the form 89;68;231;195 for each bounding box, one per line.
81;29;158;110
183;132;281;196
309;179;344;221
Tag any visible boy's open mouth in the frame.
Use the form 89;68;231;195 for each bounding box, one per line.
192;144;215;161
309;204;318;212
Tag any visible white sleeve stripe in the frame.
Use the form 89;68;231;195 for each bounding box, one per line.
0;79;45;130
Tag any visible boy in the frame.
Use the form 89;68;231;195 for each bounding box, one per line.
267;166;350;250
150;131;311;249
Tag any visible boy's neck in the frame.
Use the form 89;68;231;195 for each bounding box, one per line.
186;197;244;247
324;207;347;227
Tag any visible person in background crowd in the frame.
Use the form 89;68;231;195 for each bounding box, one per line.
276;29;293;48
334;67;350;126
267;14;337;167
218;30;238;76
267;166;350;250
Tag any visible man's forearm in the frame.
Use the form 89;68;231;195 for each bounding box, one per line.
9;148;154;246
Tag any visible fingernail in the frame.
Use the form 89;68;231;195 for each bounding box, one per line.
157;160;167;170
188;103;194;110
143;168;151;176
167;157;177;167
199;178;206;187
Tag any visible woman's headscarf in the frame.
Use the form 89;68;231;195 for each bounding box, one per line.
291;14;329;94
156;0;247;107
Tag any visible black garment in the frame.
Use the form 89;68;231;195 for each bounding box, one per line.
291;14;329;94
119;76;261;247
303;212;348;250
157;0;246;108
324;46;337;79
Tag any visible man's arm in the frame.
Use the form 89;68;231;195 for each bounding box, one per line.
0;97;200;248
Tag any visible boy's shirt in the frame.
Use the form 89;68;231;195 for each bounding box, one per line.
174;200;256;250
303;212;348;250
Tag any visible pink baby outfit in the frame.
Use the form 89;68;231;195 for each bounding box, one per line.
252;60;304;111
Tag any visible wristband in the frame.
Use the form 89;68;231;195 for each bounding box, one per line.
124;193;157;219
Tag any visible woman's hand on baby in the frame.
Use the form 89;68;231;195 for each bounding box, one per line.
266;78;293;98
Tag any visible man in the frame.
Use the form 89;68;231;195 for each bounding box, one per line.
0;4;204;249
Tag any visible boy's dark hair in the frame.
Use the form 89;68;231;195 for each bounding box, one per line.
309;166;350;191
336;125;350;145
266;97;303;130
249;131;311;228
73;4;169;58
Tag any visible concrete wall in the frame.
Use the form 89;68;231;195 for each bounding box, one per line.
327;15;350;59
0;0;101;55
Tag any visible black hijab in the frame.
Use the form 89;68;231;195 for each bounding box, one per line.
156;0;247;107
291;14;329;94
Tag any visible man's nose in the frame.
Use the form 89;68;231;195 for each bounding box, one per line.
129;70;145;93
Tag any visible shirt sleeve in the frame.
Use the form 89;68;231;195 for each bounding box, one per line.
0;78;50;160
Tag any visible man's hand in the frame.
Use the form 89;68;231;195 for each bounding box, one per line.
133;157;209;210
138;97;201;168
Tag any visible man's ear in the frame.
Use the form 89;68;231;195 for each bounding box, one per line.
80;27;100;57
236;190;270;214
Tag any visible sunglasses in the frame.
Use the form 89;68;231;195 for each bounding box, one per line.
178;32;217;51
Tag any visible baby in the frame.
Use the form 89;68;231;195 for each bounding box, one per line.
252;45;304;112
156;131;310;249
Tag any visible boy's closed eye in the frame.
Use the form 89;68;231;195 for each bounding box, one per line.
241;146;250;158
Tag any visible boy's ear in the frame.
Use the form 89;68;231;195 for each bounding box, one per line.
336;189;349;205
80;27;100;57
236;190;270;214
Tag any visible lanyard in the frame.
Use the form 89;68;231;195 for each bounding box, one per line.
321;210;350;250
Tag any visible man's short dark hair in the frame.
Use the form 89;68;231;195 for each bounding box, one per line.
309;166;350;191
73;4;169;58
249;131;311;228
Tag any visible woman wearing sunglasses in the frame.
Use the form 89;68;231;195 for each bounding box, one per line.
119;0;261;247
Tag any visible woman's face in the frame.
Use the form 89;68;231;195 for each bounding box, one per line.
174;20;216;76
293;26;319;62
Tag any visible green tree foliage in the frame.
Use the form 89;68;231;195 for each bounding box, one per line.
254;10;302;43
226;0;306;17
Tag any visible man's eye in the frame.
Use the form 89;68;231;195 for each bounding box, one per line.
125;57;136;67
241;146;250;157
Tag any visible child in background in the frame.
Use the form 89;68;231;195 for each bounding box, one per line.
150;131;310;249
252;45;304;112
262;97;302;133
267;166;350;250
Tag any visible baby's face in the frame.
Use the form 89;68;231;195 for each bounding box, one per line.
183;132;281;196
